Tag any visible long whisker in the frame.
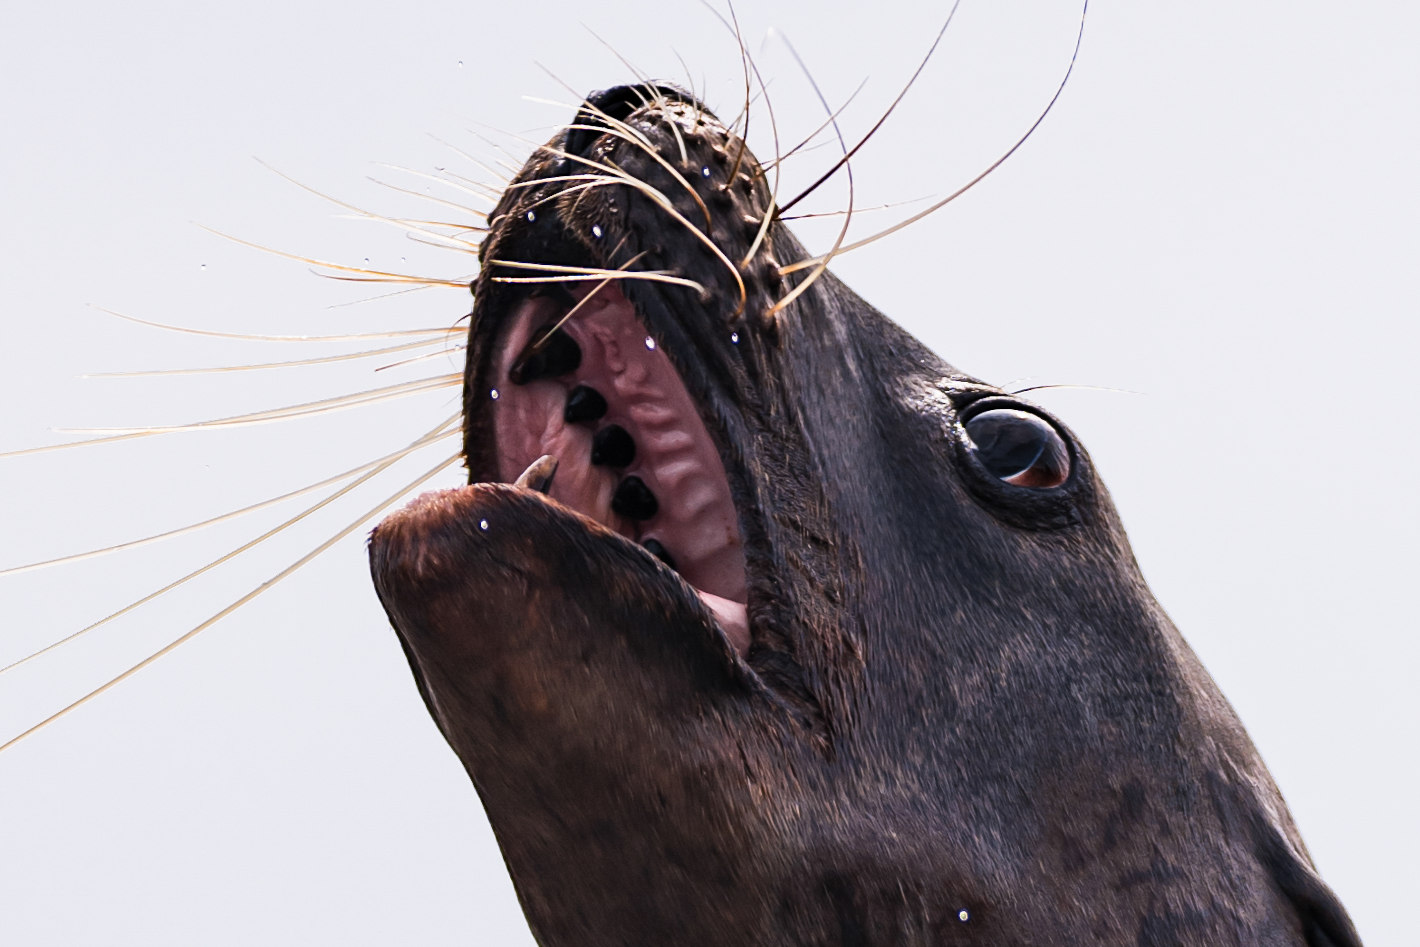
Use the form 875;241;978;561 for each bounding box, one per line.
86;335;454;378
91;306;454;343
0;447;464;755
200;226;468;287
335;212;484;252
375;342;468;373
523;250;648;355
0;423;451;584
780;196;930;222
766;31;856;315
731;20;784;271
57;375;459;437
365;175;490;221
495;150;746;310
780;0;1089;274
776;0;963;217
429;131;515;191
256;159;488;252
760;77;868;173
372;161;501;207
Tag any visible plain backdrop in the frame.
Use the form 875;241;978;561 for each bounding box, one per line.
1;1;1414;943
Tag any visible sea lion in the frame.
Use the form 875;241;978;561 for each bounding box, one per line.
368;86;1362;944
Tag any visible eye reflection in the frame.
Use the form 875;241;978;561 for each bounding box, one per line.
964;408;1070;489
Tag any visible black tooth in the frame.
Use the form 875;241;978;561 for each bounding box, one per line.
642;539;676;571
611;476;658;521
530;284;577;307
509;327;581;384
590;425;636;468
564;385;608;424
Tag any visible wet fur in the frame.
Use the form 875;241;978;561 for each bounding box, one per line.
370;91;1360;944
2;6;1396;944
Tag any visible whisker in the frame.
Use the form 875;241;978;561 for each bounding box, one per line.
91;306;454;343
427;133;514;193
322;282;452;311
257;159;487;253
373;161;501;206
765;30;857;315
56;375;460;437
487;258;704;294
0;445;464;755
200;226;468;287
525;251;648;353
85;335;455;378
375;343;468;373
365;175;489;220
779;196;930;222
1007;383;1140;398
731;22;784;271
334;213;484;252
0;417;458;585
760;77;868;173
535;146;746;311
780;0;1089;273
776;0;964;217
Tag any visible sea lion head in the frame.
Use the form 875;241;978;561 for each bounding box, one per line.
369;85;1359;945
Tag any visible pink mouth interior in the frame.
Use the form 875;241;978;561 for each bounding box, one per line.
489;283;749;653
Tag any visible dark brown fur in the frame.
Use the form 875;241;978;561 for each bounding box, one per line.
370;87;1360;945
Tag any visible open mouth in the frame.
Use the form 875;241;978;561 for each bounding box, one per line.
453;86;773;658
482;279;750;653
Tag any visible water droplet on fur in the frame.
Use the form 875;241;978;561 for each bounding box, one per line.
489;388;499;400
478;519;489;531
526;210;536;222
644;336;656;351
958;910;969;923
591;224;603;238
701;166;712;177
730;331;740;344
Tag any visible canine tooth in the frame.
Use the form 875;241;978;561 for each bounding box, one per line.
563;385;608;423
642;538;676;570
509;327;581;383
611;476;658;521
513;454;558;494
590;425;636;468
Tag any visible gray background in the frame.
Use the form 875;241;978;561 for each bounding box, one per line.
1;1;1414;943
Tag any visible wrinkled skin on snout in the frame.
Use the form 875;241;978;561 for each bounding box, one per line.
369;86;1360;945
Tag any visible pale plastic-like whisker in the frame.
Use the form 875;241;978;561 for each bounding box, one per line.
258;157;488;248
57;375;459;437
0;420;457;585
92;306;454;343
200;226;468;287
765;28;861;315
0;447;464;755
86;335;454;378
780;0;1088;274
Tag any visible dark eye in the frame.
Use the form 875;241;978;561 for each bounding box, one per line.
964;408;1070;489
